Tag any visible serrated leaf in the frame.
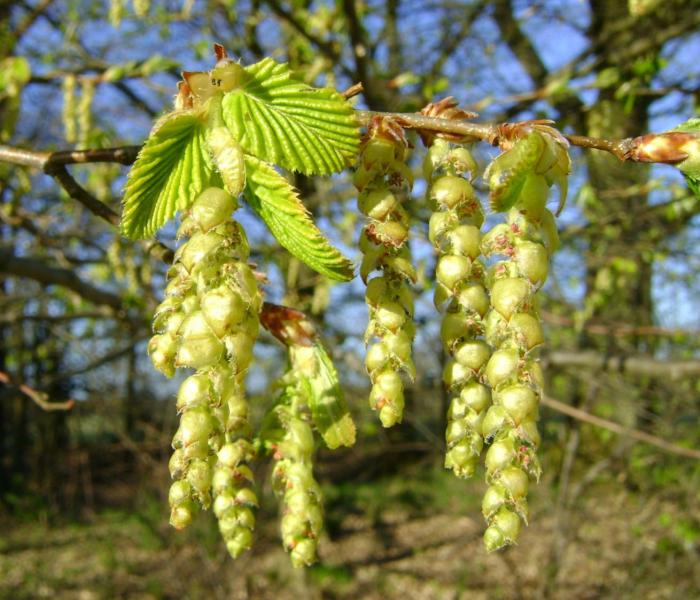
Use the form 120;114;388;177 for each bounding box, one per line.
222;58;359;175
291;344;356;449
121;110;213;239
243;155;354;281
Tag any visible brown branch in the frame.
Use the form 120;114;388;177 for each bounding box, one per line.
541;311;698;338
542;395;700;461
544;350;700;380
0;370;75;412
0;249;125;310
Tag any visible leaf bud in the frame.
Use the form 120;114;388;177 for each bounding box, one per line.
518;420;541;447
482;405;511;441
448;225;481;259
176;311;224;369
430;175;475;210
186;458;213;506
374;300;407;332
491;278;531;320
223;331;255;372
516;174;549;221
515;240;549;286
454;340;491;372
442;360;473;389
485;349;520;390
485;437;517;474
176;231;225;273
494;384;538;424
365;342;389;374
440;311;471;348
176;374;211;413
148;333;177;377
491;507;521;544
480;223;513;256
170;505;194;530
429;211;457;246
169;479;192;507
290;538;317;568
455;283;490;316
234;487;258;508
436;254;472;290
461;382;491;413
384;330;413;365
179;407;214;447
498;466;529;499
508;312;544;351
444;443;478;478
191;187;238;232
168;449;186;479
482;485;508;520
358;188;399;220
200;285;247;337
226;529;253;558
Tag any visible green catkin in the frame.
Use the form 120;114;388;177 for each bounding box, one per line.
77;78;95;149
479;129;569;552
425;139;491;479
133;0;150;17
272;399;323;568
62;75;77;143
150;186;262;558
354;118;416;428
109;0;124;28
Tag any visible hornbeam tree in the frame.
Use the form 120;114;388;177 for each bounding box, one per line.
2;36;700;567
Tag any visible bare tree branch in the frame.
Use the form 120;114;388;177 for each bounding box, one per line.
0;370;75;412
0;249;124;310
542;395;700;460
544;350;700;380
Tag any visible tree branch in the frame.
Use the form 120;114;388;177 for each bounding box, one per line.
0;370;75;412
544;350;700;380
0;249;124;310
542;394;700;460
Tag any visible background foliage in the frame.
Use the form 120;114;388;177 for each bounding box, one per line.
1;0;700;598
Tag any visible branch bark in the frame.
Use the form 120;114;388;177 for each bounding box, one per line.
0;249;124;310
544;349;700;380
542;395;700;460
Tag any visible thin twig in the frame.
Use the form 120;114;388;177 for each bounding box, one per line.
0;370;75;411
542;394;700;460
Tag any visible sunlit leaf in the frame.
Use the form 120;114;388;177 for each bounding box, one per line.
222;58;360;175
121;110;213;239
243;155;354;281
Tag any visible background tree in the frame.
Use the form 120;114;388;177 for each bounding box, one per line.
1;1;700;597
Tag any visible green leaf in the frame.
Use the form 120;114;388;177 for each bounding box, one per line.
121;110;213;239
222;58;359;175
291;344;356;449
243;155;354;281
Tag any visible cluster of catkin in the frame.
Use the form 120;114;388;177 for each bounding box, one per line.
424;138;492;480
373;119;569;551
149;186;262;558
354;118;416;428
